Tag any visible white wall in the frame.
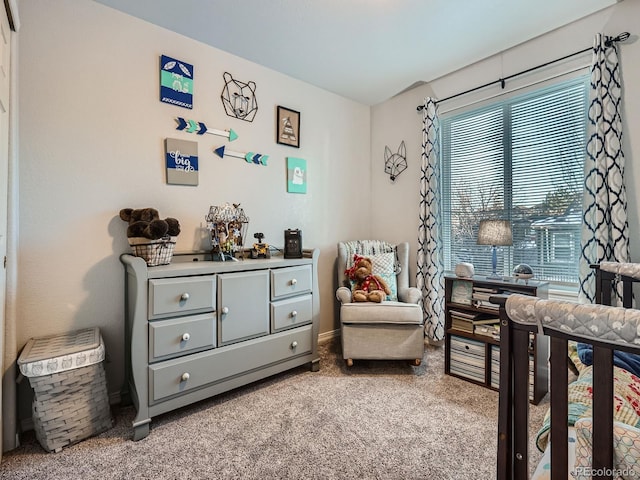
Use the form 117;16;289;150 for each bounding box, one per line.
371;1;640;278
17;0;372;398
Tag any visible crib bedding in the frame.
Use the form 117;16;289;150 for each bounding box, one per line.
577;342;640;378
535;363;640;452
531;427;576;480
532;421;640;480
574;419;640;480
532;343;640;478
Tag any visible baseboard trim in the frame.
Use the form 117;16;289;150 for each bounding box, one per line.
319;329;340;345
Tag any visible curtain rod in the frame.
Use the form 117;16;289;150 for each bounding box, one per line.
416;31;630;112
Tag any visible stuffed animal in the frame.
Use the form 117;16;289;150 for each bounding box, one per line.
344;254;391;303
119;207;181;240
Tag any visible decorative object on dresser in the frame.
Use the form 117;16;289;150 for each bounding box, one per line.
120;248;320;440
336;240;424;367
205;203;249;261
119;208;181;267
444;274;548;404
476;219;513;279
284;229;303;259
250;232;270;259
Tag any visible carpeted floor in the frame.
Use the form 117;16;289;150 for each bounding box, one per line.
0;340;547;479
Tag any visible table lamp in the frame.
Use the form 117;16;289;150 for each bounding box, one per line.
477;219;512;279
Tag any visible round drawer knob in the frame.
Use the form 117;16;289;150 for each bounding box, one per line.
222;306;229;314
182;333;190;342
181;372;190;382
290;278;297;285
291;341;298;349
291;310;298;318
180;293;190;301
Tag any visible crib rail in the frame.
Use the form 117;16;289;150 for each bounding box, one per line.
496;265;640;480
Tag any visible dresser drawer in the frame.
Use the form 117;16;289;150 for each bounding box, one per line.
149;313;215;362
149;325;312;402
271;294;313;332
271;265;312;300
148;276;216;320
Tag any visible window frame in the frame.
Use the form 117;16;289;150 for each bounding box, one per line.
439;74;589;288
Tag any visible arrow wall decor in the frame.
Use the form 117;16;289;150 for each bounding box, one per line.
214;145;268;166
176;117;238;141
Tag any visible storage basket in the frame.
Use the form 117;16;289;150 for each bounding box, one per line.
128;236;176;266
18;328;113;453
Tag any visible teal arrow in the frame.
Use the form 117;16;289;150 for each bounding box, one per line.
175;118;238;141
245;152;268;166
187;119;199;133
215;146;268;166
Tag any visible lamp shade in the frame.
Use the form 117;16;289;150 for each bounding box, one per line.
477;219;513;246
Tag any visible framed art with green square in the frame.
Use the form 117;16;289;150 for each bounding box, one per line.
287;157;307;194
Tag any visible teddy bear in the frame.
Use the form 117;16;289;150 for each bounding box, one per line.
119;208;181;240
344;254;391;303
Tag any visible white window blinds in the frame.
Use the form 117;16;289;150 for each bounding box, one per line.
441;75;588;286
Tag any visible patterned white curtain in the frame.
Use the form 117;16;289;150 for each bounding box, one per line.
417;98;445;342
579;33;630;304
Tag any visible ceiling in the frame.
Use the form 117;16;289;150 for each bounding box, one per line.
94;0;618;105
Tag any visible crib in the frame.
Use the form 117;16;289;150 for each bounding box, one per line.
496;263;640;480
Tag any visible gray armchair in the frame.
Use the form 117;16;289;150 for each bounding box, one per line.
336;241;425;367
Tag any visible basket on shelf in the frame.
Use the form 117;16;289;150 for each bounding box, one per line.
128;236;176;266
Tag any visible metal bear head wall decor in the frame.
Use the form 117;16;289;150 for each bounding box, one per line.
384;141;407;181
220;72;258;122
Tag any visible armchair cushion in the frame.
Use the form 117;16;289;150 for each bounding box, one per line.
345;252;398;301
398;286;422;305
336;286;352;304
340;302;423;325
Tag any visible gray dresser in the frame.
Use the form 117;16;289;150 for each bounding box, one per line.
120;249;320;440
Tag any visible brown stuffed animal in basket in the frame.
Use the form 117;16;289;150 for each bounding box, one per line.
119;207;181;240
344;254;391;303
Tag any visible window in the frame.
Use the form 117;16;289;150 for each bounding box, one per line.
441;76;588;287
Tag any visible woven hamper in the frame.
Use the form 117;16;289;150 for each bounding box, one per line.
18;328;113;453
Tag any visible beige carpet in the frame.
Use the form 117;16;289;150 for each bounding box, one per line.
0;340;547;479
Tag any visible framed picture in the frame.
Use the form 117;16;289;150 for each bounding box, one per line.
276;106;300;148
287;157;307;194
450;279;472;305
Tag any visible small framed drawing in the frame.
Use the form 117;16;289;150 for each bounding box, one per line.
276;106;300;148
287;157;307;194
450;279;472;305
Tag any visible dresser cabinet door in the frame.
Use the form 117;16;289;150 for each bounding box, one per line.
217;270;269;346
